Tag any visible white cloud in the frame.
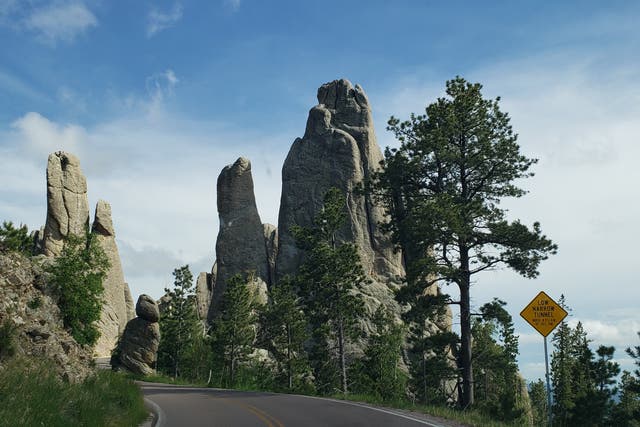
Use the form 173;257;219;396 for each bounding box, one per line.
11;111;86;157
224;0;241;12
24;1;97;44
144;69;180;118
146;3;183;37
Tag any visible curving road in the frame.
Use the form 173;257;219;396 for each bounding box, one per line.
140;383;456;427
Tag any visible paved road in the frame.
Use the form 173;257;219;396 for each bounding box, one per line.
140;383;451;427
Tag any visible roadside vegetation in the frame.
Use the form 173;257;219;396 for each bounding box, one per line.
0;222;147;427
0;357;147;427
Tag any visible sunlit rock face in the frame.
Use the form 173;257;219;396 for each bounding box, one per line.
42;151;90;257
207;157;270;321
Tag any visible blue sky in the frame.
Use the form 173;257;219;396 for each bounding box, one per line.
1;0;639;382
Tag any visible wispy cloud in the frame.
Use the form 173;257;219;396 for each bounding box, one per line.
224;0;241;12
24;1;97;44
146;3;183;37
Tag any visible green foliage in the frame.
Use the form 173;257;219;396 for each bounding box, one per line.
0;319;16;361
27;296;42;310
528;379;548;426
551;298;624;426
610;371;640;427
292;187;368;394
370;76;557;407
258;276;312;392
47;233;109;346
0;357;147;427
157;265;204;380
472;299;526;423
0;221;33;255
352;306;407;401
210;273;257;388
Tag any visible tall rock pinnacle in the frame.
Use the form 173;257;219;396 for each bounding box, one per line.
42;151;90;257
276;79;404;284
91;200;135;357
208;157;270;320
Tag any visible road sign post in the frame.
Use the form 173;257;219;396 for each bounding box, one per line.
520;291;568;426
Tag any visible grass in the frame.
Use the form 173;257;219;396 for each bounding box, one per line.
0;357;148;427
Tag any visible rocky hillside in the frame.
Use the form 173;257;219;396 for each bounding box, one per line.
0;251;92;382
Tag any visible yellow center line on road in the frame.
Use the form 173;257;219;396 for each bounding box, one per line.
218;397;285;427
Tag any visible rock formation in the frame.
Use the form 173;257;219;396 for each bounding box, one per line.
0;251;93;382
208;158;270;320
111;295;160;376
195;272;212;321
275;79;413;326
263;224;277;288
42;151;90;257
91;200;136;357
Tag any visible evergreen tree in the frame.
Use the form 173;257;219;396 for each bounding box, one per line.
472;299;524;422
292;187;368;395
370;77;557;407
210;274;257;387
157;265;201;379
47;233;109;346
259;277;311;392
610;371;640;427
529;379;549;426
354;306;407;401
0;221;33;255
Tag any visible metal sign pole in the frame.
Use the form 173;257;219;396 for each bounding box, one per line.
544;335;552;426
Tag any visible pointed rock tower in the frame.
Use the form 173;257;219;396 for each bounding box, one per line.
42;151;90;257
275;79;409;319
91;200;136;357
207;157;271;320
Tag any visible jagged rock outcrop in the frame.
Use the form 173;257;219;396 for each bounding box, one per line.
111;295;160;376
91;200;135;357
0;251;93;382
42;152;90;257
263;224;277;288
275;80;409;322
208;158;270;320
195;272;212;321
276;79;404;283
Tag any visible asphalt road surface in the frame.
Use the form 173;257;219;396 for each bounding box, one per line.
141;383;452;427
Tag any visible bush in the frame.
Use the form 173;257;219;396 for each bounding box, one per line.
0;319;16;361
0;221;33;255
0;357;147;426
46;233;110;346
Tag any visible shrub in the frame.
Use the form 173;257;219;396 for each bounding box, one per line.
46;233;110;346
0;221;33;255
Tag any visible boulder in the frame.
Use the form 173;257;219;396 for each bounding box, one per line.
136;294;160;322
112;295;160;376
208;158;270;320
42;151;90;257
91;200;130;357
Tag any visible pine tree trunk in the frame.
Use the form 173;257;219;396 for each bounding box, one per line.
459;246;474;408
338;317;347;394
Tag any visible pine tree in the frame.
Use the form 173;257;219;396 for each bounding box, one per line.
292;187;368;395
259;277;311;392
370;77;557;407
0;221;33;255
210;274;257;387
356;306;407;401
529;379;549;426
157;265;201;379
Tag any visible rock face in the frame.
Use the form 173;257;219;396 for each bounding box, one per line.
275;79;411;326
111;295;160;376
208;158;270;320
263;224;278;288
0;252;93;382
91;200;135;357
195;272;212;321
42;152;90;257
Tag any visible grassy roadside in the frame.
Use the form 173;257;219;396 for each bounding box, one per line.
0;358;148;427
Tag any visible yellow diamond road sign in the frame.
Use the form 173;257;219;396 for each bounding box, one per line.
520;291;568;337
